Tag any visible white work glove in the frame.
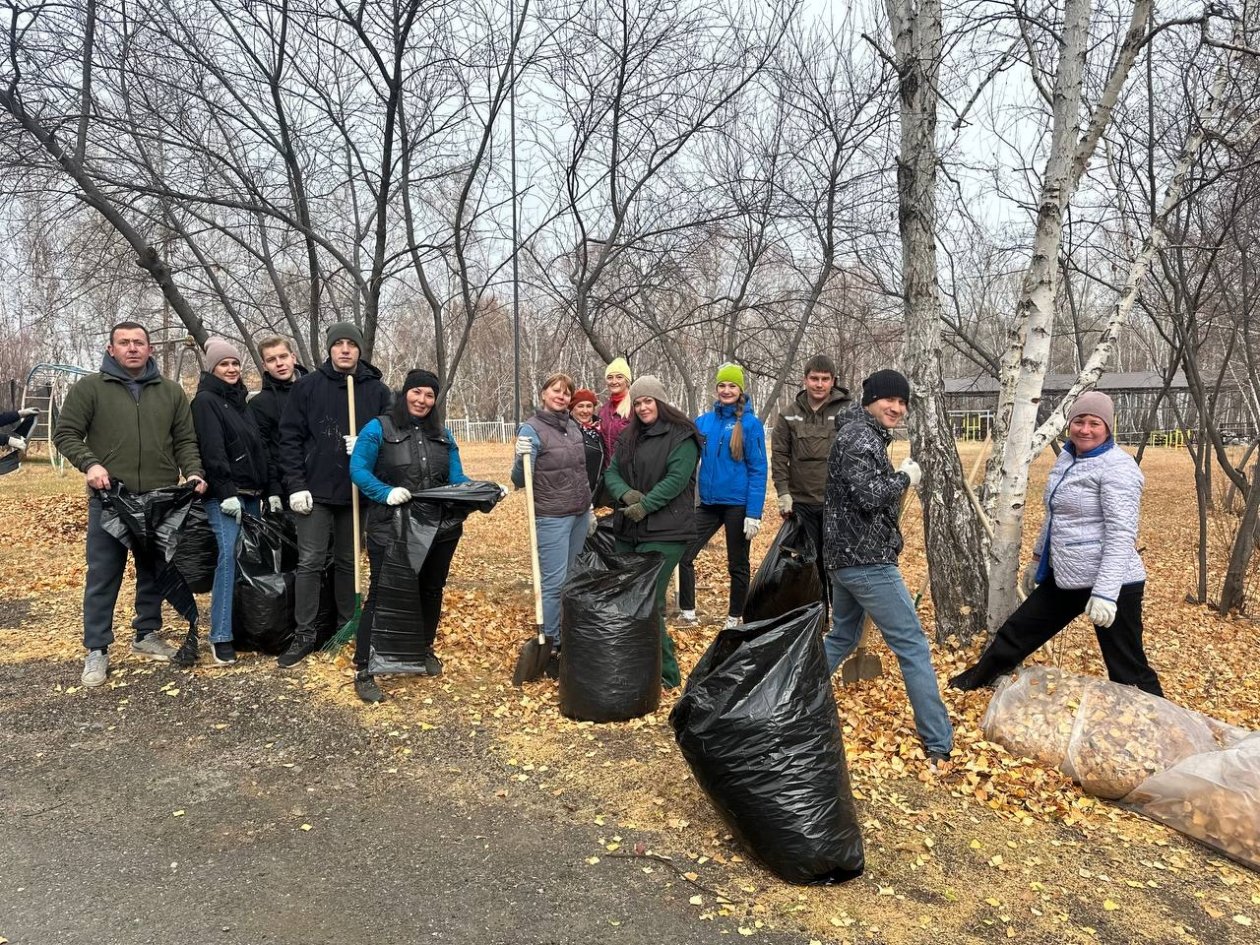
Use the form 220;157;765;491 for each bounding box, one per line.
898;457;922;488
1020;561;1040;597
515;434;534;456
587;508;598;537
343;435;358;455
497;483;510;500
386;487;412;506
289;490;314;515
7;435;27;451
18;407;39;418
220;496;243;522
1085;595;1117;628
776;493;792;516
268;495;284;513
743;517;761;541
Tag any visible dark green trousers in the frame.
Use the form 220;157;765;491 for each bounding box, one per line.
615;538;686;688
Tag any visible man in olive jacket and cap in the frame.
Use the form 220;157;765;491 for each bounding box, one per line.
53;321;207;688
275;322;391;667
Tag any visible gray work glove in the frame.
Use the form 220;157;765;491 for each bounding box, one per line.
290;491;314;515
623;502;648;523
621;489;645;506
220;496;243;523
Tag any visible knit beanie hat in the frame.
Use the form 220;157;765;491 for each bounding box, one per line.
605;357;633;383
714;362;745;390
628;374;668;405
861;369;910;406
571;388;598;407
326;321;365;352
203;337;241;370
1067;390;1115;434
403;369;441;397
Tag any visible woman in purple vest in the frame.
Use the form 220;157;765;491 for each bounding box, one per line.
512;373;597;677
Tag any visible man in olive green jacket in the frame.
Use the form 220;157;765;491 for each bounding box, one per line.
54;322;205;687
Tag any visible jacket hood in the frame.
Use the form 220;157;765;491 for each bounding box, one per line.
794;384;851;411
100;353;160;385
317;357;383;384
712;398;755;418
197;370;249;408
261;362;309;392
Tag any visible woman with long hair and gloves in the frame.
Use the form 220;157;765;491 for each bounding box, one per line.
570;387;605;497
597;357;633;465
950;391;1162;696
349;370;471;703
678;363;767;629
511;373;597;676
603;375;702;689
191;338;269;666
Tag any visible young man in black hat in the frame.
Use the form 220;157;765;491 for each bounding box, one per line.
247;336;308;512
821;369;953;769
275;323;391;667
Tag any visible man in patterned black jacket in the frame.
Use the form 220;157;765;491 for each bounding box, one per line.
821;369;953;767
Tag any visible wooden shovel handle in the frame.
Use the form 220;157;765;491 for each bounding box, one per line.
347;373;361;596
522;451;545;630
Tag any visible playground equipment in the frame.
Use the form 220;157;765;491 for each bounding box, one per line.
20;363;92;474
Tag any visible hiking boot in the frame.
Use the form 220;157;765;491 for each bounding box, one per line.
354;672;386;704
926;750;953;775
82;650;108;687
277;635;316;668
423;650;444;677
677;610;698;626
131;634;176;662
723;615;743;631
210;641;237;666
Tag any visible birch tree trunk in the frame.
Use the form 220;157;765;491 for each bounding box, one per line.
887;0;989;645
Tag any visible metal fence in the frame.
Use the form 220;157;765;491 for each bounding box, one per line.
448;418;516;443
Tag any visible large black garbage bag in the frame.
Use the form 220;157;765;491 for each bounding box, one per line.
233;514;296;654
670;603;863;884
171;499;218;594
368;481;505;674
558;548;665;722
743;516;823;624
582;515;618;557
96;483;200;647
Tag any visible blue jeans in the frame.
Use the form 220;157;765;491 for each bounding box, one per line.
824;564;953;755
205;497;260;643
535;513;588;645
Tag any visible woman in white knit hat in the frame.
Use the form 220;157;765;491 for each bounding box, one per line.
950;390;1162;695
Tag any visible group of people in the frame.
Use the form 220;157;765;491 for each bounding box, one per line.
45;321;1162;763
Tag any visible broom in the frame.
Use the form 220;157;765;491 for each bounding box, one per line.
323;373;363;654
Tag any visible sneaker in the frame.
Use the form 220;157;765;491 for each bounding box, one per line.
82;650;108;687
423;650;444;677
354;672;386;704
723;615;743;631
131;634;176;662
926;750;953;774
277;635;316;669
210;641;237;666
677;610;698;626
543;649;560;680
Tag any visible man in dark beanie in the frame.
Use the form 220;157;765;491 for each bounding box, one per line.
275;322;391;667
820;369;954;770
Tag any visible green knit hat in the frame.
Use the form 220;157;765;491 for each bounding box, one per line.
714;362;745;390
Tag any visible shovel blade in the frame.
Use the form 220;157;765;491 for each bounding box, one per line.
511;633;551;686
840;648;883;686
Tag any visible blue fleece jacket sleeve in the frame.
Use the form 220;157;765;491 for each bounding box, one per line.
349;418;392;504
446;428;469;485
744;417;768;516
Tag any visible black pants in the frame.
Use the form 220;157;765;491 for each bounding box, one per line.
357;533;461;670
678;503;751;617
790;502;831;614
963;573;1162;696
83;496;164;650
292;502;356;638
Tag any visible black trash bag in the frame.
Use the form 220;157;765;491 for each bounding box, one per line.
743;516;823;624
233;514;296;655
95;483;201;656
559;548;665;723
171;499;218;594
670;603;864;884
368;480;505;674
582;515;618;557
0;413;37;475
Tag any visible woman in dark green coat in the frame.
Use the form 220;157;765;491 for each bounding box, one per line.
602;375;701;688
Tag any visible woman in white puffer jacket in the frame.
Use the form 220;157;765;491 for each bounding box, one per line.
950;391;1162;696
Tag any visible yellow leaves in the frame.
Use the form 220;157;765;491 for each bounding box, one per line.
299;823;312;832
584;856;600;865
1103;899;1120;912
1233;915;1253;927
171;810;185;817
689;895;703;906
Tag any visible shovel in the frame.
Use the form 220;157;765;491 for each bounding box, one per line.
323;372;363;654
512;451;551;685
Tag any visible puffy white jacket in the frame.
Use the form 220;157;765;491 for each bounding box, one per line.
1033;441;1146;600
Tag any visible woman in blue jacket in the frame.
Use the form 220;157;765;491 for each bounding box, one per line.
678;363;767;630
349;369;469;703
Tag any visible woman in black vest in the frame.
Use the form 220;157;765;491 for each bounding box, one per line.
602;375;701;688
349;369;469;703
510;373;595;676
191;338;269;667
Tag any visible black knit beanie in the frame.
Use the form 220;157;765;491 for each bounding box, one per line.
861;369;910;406
403;369;441;396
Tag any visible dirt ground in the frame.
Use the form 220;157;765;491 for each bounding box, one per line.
1;442;1258;944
